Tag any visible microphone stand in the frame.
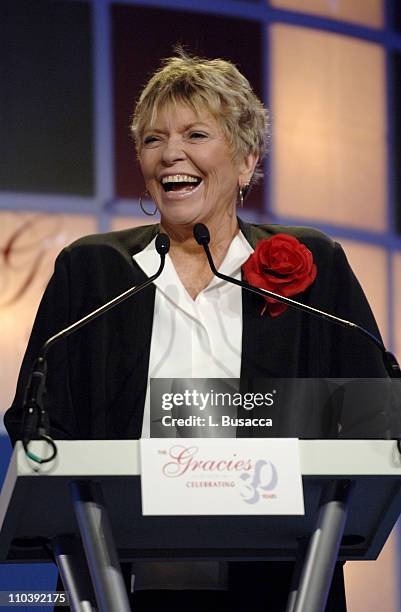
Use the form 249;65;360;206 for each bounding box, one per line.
22;234;170;463
194;222;401;452
193;223;401;380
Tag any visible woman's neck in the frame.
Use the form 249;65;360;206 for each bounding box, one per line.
159;212;240;299
160;211;239;260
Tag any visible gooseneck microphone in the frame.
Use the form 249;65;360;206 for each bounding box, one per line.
22;233;170;462
193;223;401;380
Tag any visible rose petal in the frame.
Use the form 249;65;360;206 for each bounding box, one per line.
243;234;317;318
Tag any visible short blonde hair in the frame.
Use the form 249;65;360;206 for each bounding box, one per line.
131;49;269;180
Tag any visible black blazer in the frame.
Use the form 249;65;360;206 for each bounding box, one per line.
5;219;387;443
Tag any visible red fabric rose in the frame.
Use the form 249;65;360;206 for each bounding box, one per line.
242;234;317;317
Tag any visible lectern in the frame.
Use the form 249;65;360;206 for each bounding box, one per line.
0;440;400;612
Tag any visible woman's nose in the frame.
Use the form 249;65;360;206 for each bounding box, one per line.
161;137;186;165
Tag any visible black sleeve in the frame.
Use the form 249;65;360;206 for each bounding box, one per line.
328;241;388;378
323;242;396;437
4;249;80;445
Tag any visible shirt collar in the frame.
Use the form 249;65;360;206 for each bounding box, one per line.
133;230;253;296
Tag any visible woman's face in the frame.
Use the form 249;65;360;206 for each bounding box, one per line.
139;102;256;228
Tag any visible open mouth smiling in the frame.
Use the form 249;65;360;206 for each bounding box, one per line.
161;174;202;193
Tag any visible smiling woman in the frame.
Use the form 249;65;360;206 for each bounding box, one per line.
139;104;257;271
139;105;248;226
4;49;389;612
129;50;267;299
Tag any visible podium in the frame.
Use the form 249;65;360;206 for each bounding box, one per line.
0;440;400;611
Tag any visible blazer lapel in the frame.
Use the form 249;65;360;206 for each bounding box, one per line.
106;224;159;438
238;218;278;381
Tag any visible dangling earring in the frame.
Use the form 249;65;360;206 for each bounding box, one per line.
238;183;249;208
139;191;158;216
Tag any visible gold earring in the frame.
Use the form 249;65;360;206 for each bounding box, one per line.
139;191;158;216
238;183;249;208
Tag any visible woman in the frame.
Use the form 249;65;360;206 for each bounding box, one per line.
5;51;387;610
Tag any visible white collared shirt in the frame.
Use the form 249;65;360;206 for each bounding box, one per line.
133;231;254;438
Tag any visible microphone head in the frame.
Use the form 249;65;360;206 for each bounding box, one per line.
155;233;170;255
193;223;210;246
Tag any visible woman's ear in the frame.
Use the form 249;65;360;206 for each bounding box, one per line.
238;152;259;186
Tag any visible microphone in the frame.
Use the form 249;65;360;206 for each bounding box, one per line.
193;223;401;379
22;233;170;461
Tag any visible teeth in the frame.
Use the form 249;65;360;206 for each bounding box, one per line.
161;175;200;184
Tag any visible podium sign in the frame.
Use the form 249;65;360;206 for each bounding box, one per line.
0;440;401;612
140;438;304;516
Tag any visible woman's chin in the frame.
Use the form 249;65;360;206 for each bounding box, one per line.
159;203;205;228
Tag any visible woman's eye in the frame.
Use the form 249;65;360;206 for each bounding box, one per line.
143;135;160;146
189;131;207;140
